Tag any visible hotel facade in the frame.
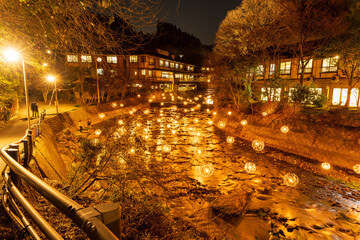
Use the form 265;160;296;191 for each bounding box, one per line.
251;57;360;107
65;49;196;94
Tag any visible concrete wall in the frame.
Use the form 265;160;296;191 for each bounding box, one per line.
32;97;149;180
212;108;360;171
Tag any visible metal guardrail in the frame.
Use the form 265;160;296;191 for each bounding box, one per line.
1;114;120;239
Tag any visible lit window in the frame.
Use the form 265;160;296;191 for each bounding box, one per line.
269;63;275;75
159;60;164;67
67;55;78;62
332;88;348;106
149;70;153;78
170;62;175;68
81;55;92;63
129;55;138;63
149;57;154;65
180;64;183;69
141;69;146;75
107;56;117;64
97;68;104;75
280;61;291;74
110;70;117;77
261;88;281;101
141;56;146;63
161;72;172;78
165;61;169;67
201;67;205;71
322;57;338;72
350;88;360;107
206;67;210;71
175;63;179;69
256;65;264;76
299;59;313;73
134;70;137;76
289;88;322;104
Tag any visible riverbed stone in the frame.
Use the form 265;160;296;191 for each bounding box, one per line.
211;190;252;218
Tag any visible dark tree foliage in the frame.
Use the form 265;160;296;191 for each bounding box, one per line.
146;21;205;66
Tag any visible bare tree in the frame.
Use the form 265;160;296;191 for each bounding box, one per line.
0;0;160;103
280;0;347;85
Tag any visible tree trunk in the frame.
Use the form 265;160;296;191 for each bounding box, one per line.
42;91;48;103
345;87;353;108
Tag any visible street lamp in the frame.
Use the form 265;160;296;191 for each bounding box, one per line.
3;49;31;130
47;75;58;114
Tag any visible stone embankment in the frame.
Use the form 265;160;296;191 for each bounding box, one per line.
212;108;360;173
32;97;149;180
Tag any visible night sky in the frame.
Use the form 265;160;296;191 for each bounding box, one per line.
159;0;241;45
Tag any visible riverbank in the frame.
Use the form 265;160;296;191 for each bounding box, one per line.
212;106;360;188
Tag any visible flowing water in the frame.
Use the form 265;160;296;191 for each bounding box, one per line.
115;93;360;240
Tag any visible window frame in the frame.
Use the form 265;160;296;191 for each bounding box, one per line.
279;61;291;75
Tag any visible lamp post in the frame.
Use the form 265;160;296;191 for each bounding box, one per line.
3;49;31;129
47;75;58;114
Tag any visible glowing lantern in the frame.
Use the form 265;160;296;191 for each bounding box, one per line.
226;136;235;144
228;111;232;116
208;120;213;125
111;102;117;108
206;109;210;113
321;162;331;170
171;129;177;134
152;95;156;99
281;126;289;133
200;164;214;177
98;113;105;119
118;120;124;125
353;165;360;174
149;99;153;103
132;108;136;112
191;108;195;112
144;109;150;114
167;124;171;128
160;113;164;117
197;104;201;108
213;111;217;116
194;147;206;157
137;94;141;98
162;97;166;100
136;122;142;127
194;97;199;101
244;162;256;173
163;144;171;153
129;148;135;154
183;101;188;106
283;173;299;187
120;103;124;107
252;139;264;151
157;118;161;123
262;112;268;117
160;110;164;113
241;120;248;126
161;93;165;97
199;95;202;98
184;109;188;113
160;102;164;106
194;118;199;123
196;131;201;137
173;106;178;111
95;129;102;135
129;110;133;115
218;121;226;129
206;99;213;104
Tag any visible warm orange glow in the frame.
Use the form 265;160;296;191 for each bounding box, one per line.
226;136;235;144
252;139;264;151
281;126;289;133
321;162;331;170
244;162;256;173
95;129;102;135
241;120;247;126
283;173;299;187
